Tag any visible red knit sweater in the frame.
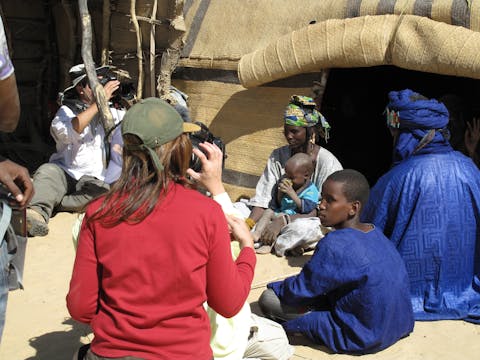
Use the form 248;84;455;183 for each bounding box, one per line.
67;183;256;360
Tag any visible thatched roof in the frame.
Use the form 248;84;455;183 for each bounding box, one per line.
238;14;480;87
181;0;480;81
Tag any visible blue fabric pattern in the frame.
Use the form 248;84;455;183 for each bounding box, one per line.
268;227;414;354
277;181;319;215
362;151;480;323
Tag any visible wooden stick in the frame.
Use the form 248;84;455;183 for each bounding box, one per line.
130;0;144;99
101;0;111;66
78;0;115;137
150;0;158;97
157;0;186;102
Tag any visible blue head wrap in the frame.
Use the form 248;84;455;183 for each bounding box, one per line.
386;89;452;164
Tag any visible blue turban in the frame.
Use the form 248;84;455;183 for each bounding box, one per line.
386;89;452;164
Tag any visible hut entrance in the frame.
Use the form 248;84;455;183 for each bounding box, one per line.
321;66;480;186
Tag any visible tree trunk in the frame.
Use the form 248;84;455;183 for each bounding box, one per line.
157;0;186;103
130;0;144;99
78;0;114;137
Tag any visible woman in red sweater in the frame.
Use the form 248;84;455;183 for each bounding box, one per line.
67;98;256;360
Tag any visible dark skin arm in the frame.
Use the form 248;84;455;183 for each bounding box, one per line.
0;74;20;132
278;179;306;211
248;206;266;223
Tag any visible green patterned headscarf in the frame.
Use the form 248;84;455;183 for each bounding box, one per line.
284;95;330;141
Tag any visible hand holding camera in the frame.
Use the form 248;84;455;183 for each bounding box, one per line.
99;76;121;102
186;141;226;196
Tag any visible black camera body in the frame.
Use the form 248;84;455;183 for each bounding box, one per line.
99;73;118;86
99;72;136;103
189;122;226;172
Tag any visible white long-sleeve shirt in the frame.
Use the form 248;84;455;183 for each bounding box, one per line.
49;105;125;181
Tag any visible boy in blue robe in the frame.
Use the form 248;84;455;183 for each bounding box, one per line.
259;169;414;354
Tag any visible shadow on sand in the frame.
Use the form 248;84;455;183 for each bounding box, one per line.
26;318;89;360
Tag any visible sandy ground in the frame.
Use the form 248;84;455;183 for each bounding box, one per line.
0;212;479;360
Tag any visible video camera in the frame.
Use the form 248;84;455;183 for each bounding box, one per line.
189;122;226;172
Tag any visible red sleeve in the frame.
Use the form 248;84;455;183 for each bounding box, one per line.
205;206;256;318
66;209;100;324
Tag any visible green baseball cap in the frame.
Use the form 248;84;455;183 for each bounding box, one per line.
122;97;201;171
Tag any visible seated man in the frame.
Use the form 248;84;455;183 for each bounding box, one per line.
26;64;125;237
259;169;414;354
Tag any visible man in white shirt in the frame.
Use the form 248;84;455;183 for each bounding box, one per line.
26;64;125;237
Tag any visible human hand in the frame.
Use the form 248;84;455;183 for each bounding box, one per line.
278;178;295;197
226;214;254;249
261;216;284;245
186;142;225;196
103;80;120;101
0;158;34;208
465;118;480;158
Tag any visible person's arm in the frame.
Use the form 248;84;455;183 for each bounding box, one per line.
66;210;100;324
0;73;20;132
248;150;285;222
0;17;20;132
278;179;302;210
187;141;254;249
298;182;320;214
187;141;225;196
71;80;120;134
205;204;256;318
0;156;33;208
267;235;341;307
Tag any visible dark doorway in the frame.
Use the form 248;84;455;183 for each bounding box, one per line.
321;66;480;186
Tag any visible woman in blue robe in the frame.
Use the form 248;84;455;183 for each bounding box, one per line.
362;89;480;323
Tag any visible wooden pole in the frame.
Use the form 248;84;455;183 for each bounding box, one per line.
101;0;111;66
157;0;186;102
78;0;115;135
130;0;144;99
149;0;158;97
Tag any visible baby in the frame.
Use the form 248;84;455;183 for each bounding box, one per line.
253;152;319;253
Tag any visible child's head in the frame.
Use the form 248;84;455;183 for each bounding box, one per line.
284;153;314;189
318;169;370;229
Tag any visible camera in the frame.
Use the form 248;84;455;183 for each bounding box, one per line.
189;121;226;172
99;73;118;86
99;72;136;103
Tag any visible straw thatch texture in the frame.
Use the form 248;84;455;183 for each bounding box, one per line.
182;0;479;69
238;14;480;88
